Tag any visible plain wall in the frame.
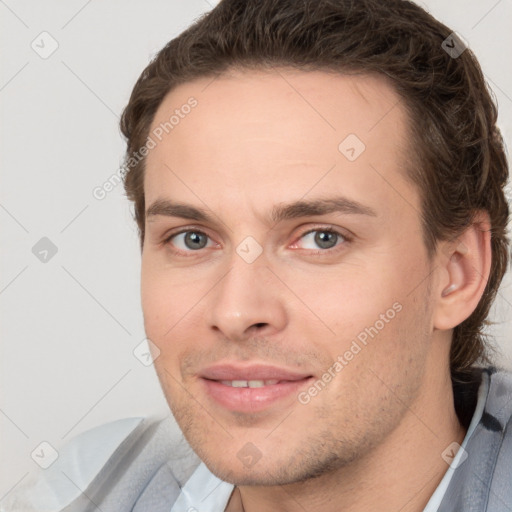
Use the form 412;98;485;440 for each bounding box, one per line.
1;0;511;500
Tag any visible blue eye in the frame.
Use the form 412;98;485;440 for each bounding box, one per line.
166;230;213;251
164;227;349;256
297;229;346;251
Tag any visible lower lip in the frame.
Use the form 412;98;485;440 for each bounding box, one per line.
201;377;313;413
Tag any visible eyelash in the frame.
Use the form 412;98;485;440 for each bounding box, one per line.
162;226;352;257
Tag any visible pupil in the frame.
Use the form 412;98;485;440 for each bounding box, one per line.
185;232;206;249
315;231;337;249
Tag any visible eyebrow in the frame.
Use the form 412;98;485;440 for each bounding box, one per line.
146;196;377;225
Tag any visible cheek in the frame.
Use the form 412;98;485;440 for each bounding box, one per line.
293;261;429;375
141;263;205;378
141;261;192;336
141;267;165;337
289;267;402;340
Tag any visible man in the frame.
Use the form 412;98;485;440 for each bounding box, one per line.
5;0;511;511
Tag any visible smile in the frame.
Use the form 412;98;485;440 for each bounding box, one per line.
219;380;280;388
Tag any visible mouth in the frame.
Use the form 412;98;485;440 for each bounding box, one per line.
219;379;281;387
199;364;314;413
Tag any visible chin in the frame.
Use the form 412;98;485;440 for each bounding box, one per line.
199;446;349;488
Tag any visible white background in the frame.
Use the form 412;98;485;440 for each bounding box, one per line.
1;0;512;501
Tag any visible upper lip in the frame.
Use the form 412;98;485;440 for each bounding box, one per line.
200;363;312;382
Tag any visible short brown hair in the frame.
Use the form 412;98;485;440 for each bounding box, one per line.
120;0;509;380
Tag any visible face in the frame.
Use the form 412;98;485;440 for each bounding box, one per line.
141;69;437;485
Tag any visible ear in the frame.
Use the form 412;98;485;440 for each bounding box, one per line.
433;211;492;331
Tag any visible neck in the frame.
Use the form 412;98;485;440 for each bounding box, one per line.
226;358;466;512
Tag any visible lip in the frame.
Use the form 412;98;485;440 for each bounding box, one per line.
200;363;311;382
200;363;314;413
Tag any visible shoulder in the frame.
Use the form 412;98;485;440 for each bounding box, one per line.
471;367;512;510
479;366;512;434
482;367;512;471
1;416;200;512
442;367;512;511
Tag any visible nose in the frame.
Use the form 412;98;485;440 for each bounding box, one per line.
207;252;288;342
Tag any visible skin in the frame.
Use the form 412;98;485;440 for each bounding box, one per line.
141;69;491;512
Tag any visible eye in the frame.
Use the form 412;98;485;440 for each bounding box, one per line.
293;228;349;252
164;230;215;253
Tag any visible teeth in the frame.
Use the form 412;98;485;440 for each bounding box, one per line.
247;380;265;388
220;380;280;388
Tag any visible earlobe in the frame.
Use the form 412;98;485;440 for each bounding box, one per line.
433;212;492;331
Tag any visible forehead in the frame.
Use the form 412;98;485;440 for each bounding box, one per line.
144;69;417;221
